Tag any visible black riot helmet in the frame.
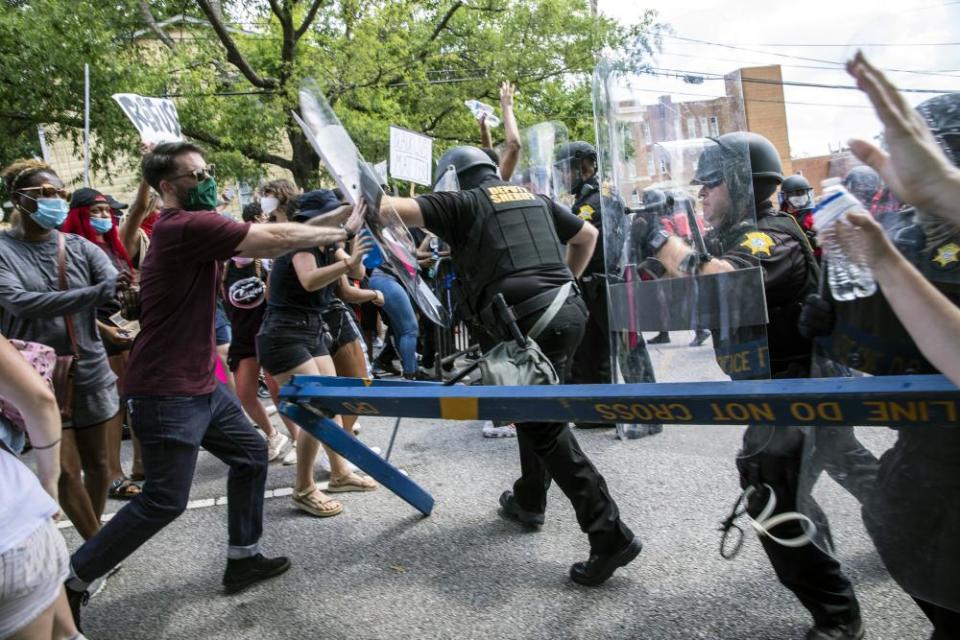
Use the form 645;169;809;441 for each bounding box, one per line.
842;165;882;207
917;92;960;167
692;132;783;226
639;188;675;217
779;174;814;215
555;141;598;195
434;145;498;191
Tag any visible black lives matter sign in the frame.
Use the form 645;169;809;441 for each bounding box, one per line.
112;93;183;143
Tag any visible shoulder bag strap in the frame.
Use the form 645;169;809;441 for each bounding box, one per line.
527;281;573;341
57;232;80;358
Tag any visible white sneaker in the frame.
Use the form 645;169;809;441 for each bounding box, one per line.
482;422;517;438
267;431;293;462
282;443;298;466
353;421;362;435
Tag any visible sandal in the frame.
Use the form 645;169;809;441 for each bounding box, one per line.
109;478;141;500
327;472;378;493
292;486;343;517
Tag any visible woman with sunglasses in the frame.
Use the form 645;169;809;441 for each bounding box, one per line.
63;187;141;502
0;159;131;540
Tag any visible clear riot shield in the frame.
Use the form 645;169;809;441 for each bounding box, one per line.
507;121;569;201
592;59;771;446
295;80;450;327
791;16;960;613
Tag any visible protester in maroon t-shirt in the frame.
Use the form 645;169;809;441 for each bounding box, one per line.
66;141;364;628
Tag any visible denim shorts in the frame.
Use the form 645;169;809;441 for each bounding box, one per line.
321;303;361;355
255;309;328;375
215;305;232;346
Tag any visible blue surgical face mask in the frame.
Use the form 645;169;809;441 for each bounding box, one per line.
28;198;70;230
90;217;113;234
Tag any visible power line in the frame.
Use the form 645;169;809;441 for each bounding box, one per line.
666;35;960;79
735;42;960;48
658;48;960;76
648;65;960;94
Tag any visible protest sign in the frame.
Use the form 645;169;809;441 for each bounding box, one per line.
389;126;433;186
112;93;183;143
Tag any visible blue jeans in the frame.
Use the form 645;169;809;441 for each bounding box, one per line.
369;273;418;374
70;385;268;582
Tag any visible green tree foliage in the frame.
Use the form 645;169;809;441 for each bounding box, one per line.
0;0;662;189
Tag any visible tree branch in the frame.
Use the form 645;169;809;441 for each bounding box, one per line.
421;104;457;135
138;0;177;51
294;0;327;41
195;0;279;89
182;126;294;170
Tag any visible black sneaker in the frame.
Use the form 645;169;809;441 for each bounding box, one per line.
498;491;545;528
648;332;671;344
222;554;291;594
65;583;89;633
805;618;865;640
569;536;643;586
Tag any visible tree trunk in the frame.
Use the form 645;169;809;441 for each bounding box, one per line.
287;125;319;189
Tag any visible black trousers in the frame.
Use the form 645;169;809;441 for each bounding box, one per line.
737;426;861;628
482;293;634;555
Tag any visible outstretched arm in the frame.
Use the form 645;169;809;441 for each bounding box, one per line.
498;82;522;181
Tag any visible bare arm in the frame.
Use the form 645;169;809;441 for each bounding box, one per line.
335;276;383;305
234;200;365;258
565;222;598;278
0;335;61;502
498;81;521;181
120;180;155;260
479;114;492;149
293;236;372;292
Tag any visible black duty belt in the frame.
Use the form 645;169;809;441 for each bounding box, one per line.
477;283;578;328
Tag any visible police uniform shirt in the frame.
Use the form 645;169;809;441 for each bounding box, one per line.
709;202;810;310
572;177;604;276
415;185;584;307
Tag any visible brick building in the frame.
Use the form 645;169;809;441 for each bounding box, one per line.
614;64;795;200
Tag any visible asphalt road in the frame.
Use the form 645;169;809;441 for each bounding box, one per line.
43;334;932;639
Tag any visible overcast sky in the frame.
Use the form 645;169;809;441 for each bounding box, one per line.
597;0;960;158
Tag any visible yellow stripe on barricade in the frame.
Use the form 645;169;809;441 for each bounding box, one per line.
439;397;479;420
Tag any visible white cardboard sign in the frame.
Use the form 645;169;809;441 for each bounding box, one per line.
389;126;433;186
112;93;183;144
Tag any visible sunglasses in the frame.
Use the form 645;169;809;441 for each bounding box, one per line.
17;184;71;201
170;164;216;183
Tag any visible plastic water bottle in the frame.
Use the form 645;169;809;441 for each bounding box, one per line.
464;99;501;127
812;179;877;301
361;229;383;270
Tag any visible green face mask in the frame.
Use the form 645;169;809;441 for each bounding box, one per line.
183;176;219;211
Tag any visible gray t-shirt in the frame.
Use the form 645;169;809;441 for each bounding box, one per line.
0;230;118;391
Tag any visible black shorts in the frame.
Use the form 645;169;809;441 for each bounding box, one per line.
255;309;328;375
321;303;361;354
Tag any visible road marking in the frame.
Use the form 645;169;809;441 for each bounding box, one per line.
55;483;328;530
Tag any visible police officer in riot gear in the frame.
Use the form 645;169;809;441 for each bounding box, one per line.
800;92;960;637
380;145;642;586
640;132;865;640
557;141;658;432
779;174;819;259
